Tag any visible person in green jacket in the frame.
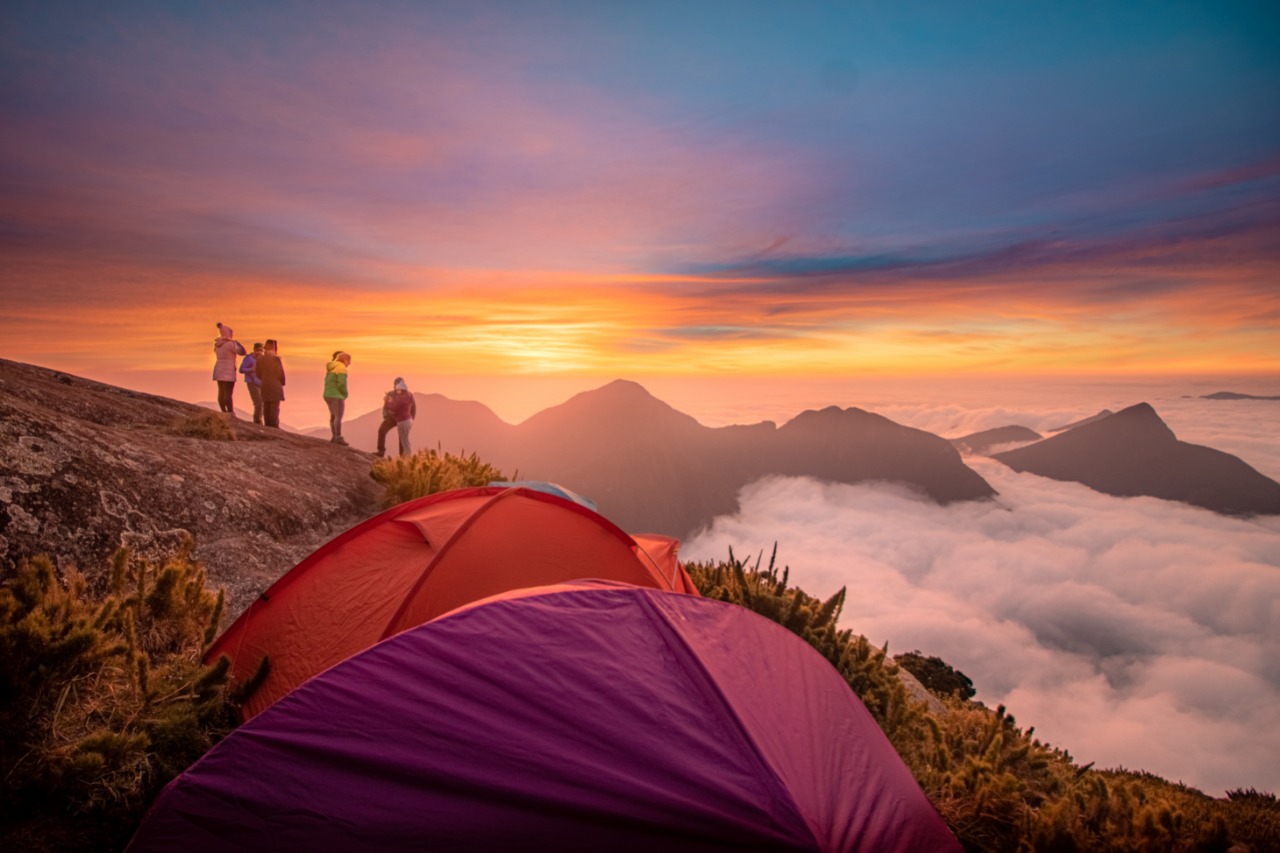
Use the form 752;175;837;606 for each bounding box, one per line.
323;351;352;445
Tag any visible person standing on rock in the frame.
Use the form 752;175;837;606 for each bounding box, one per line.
324;351;352;445
240;342;265;424
212;323;247;415
255;339;286;429
375;377;416;457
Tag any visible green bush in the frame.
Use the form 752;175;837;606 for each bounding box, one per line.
0;545;235;852
370;448;510;506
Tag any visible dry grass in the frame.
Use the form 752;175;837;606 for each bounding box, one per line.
165;410;237;440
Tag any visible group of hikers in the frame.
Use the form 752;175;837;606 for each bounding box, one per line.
212;322;417;457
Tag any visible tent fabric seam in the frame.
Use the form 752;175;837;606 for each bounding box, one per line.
633;590;823;848
377;488;642;641
203;486;493;663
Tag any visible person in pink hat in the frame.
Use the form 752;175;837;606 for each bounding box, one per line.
212;322;247;415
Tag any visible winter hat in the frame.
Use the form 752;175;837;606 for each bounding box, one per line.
218;322;234;339
394;377;407;391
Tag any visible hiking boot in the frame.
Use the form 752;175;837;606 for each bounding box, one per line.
375;449;385;458
334;436;349;446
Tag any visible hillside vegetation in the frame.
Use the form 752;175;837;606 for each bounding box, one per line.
0;545;236;851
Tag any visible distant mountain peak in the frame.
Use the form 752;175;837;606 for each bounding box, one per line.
520;379;703;433
591;378;661;401
1074;402;1176;444
1113;401;1159;420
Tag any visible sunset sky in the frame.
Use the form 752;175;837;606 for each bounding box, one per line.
3;0;1278;426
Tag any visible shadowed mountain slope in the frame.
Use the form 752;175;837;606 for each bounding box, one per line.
1046;409;1114;433
950;425;1043;456
770;407;998;504
993;403;1280;516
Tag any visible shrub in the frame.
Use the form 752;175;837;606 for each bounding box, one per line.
370;448;509;506
0;544;235;851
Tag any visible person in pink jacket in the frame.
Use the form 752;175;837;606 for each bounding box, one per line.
212;322;247;415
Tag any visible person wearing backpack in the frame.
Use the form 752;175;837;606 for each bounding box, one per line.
376;377;416;457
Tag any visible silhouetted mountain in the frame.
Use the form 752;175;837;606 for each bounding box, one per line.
308;379;998;536
770;407;998;504
993;403;1280;516
1046;410;1113;433
950;426;1043;456
406;384;998;536
1201;391;1280;401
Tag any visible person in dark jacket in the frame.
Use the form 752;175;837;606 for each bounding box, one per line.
375;377;416;457
240;342;265;424
254;339;286;429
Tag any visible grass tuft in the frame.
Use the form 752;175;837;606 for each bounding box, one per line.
166;411;237;440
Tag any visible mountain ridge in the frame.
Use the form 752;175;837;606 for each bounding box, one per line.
305;383;999;536
994;402;1280;515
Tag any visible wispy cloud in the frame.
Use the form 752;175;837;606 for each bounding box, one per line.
2;1;1277;419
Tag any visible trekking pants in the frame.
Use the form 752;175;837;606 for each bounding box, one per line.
326;397;345;438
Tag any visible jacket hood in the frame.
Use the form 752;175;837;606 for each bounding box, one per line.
327;360;348;375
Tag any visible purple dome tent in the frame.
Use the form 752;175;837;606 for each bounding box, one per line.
130;583;958;852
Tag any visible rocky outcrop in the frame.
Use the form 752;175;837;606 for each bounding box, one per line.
993;403;1280;516
0;359;381;620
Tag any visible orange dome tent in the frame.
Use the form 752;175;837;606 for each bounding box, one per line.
208;485;696;719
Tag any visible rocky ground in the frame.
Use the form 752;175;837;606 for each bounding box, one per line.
0;359;382;622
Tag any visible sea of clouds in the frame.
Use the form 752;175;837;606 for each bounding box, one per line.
684;392;1280;796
